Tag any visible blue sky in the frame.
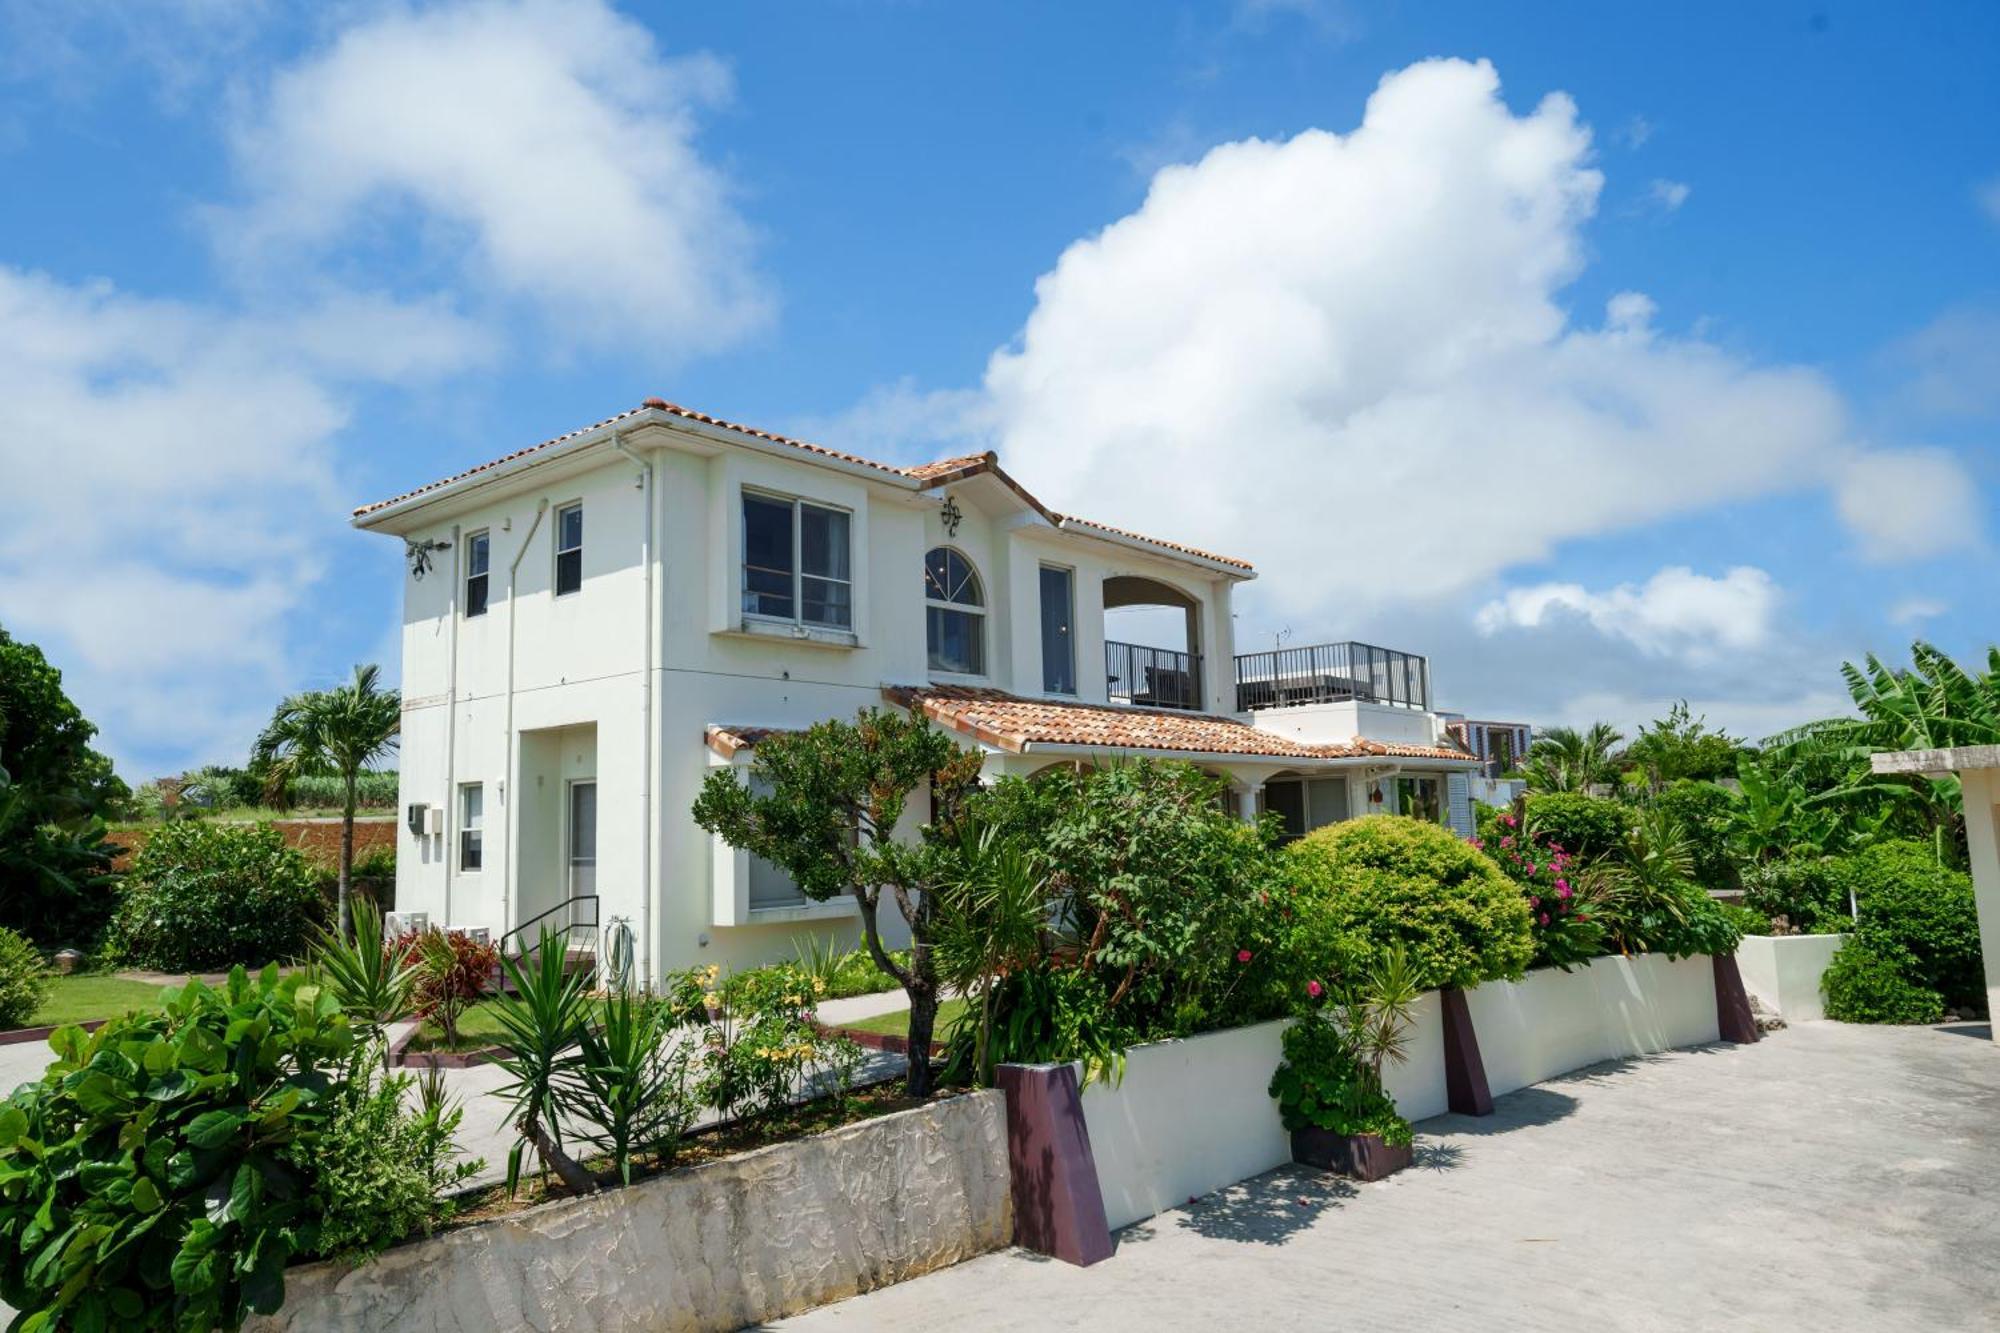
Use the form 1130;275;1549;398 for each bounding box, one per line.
1;0;1995;778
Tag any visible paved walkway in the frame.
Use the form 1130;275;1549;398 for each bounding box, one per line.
776;1021;2000;1332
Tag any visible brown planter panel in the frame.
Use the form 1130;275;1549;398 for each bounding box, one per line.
1290;1126;1413;1182
1712;953;1761;1044
994;1063;1114;1266
1440;985;1493;1116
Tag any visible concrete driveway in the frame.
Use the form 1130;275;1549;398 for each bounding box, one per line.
774;1021;2000;1332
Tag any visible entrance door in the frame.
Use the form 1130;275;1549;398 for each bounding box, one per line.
566;780;597;922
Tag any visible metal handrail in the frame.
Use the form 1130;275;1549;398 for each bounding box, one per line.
498;894;600;959
1233;640;1430;712
1105;639;1204;711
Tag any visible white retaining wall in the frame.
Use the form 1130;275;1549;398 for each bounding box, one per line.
1077;957;1719;1231
1736;934;1845;1022
1464;954;1719;1099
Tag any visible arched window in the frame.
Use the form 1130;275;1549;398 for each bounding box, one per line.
924;547;985;675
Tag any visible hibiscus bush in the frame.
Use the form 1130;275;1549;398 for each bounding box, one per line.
1472;811;1604;971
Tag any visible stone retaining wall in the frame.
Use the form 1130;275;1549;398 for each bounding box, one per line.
247;1090;1010;1333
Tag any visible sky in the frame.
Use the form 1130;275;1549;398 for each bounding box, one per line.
1;0;1996;780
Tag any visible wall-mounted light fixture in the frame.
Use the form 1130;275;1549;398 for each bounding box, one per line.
405;537;452;580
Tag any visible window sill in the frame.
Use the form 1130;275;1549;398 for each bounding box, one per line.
719;618;861;651
927;668;990;686
744;898;858;924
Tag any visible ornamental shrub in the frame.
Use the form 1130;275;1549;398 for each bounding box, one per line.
1650;781;1740;892
1520;792;1631;863
1471;812;1604;971
1742;856;1851;935
1839;840;1983;1014
1822;938;1945;1025
1267;1010;1411;1146
1285;817;1534;992
0;967;355;1330
107;822;325;972
0;926;50;1029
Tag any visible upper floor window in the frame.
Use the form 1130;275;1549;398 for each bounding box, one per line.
459;783;484;871
743;492;852;629
554;503;583;596
1039;564;1074;693
464;531;490;618
925;547;984;675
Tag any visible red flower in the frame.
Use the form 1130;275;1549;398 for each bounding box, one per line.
1237;949;1254;963
1307;980;1324;999
1539;913;1551;926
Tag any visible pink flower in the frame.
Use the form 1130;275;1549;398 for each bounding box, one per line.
1556;881;1572;899
1529;896;1541;908
1499;836;1515;849
1501;814;1516;827
1539;913;1551;926
1307;980;1324;999
1237;949;1254;963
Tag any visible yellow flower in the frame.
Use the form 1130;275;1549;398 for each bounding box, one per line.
811;977;826;994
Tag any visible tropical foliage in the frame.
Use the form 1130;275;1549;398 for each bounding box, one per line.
253;664;401;940
0;626;123;950
1520;722;1624;794
1267;947;1420;1146
106;821;326;972
692;708;983;1096
0;925;51;1029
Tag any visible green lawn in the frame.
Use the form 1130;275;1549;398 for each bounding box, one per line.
28;975;177;1029
841;995;968;1038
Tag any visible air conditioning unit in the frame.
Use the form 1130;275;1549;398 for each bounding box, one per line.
385;911;429;937
406;802;429;836
423;806;444;837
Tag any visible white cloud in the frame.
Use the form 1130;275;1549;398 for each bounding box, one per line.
916;58;1977;626
1615;115;1653;150
1647;177;1691;211
0;268;351;772
1889;305;2000;418
1978;176;2000;226
1832;448;1986;562
1888;596;1948;627
1475;566;1779;661
216;0;770;355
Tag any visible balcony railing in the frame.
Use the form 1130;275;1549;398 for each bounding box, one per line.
1233;641;1430;712
1106;640;1204;711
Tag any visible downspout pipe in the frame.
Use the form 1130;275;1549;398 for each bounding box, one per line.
501;499;549;942
443;523;461;930
610;431;656;989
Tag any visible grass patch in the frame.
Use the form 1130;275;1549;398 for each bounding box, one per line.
27;975;178;1029
403;997;611;1053
841;995;968;1038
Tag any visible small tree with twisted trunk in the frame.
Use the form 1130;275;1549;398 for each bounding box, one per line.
253;664;400;941
692;708;982;1097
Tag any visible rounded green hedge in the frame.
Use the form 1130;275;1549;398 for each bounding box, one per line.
1840;840;1983;1015
1284;816;1535;992
107;822;326;972
0;927;50;1029
1742;857;1851;935
1822;938;1945;1025
1520;792;1631;862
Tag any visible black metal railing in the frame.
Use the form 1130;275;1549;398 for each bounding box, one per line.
1106;640;1204;711
1233;641;1430;712
498;894;600;960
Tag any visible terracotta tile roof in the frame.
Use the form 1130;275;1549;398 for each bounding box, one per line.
352;396;1252;570
704;724;789;759
881;686;1478;764
351;407;647;518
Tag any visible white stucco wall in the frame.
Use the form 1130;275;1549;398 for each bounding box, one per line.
378;422;1246;984
1735;934;1845;1022
1465;954;1719;1098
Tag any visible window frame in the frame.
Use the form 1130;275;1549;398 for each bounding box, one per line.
463;530;490;619
924;545;986;677
458;782;484;873
1038;562;1076;695
553;501;584;597
740;488;854;632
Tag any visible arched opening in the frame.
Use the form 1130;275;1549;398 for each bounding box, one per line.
925;546;986;675
1103;575;1202;710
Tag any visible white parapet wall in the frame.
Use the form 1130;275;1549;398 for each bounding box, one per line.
1735;934;1846;1022
1465;953;1719;1099
246;1091;1011;1333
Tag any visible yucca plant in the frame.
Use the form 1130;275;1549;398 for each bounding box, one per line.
491;928;595;1195
568;991;698;1185
311;895;418;1053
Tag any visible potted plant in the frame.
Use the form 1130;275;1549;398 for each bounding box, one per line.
1268;946;1419;1181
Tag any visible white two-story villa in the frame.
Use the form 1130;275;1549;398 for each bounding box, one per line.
356;397;1479;986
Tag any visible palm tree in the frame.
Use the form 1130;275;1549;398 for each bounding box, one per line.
1522;723;1625;794
254;664;400;939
